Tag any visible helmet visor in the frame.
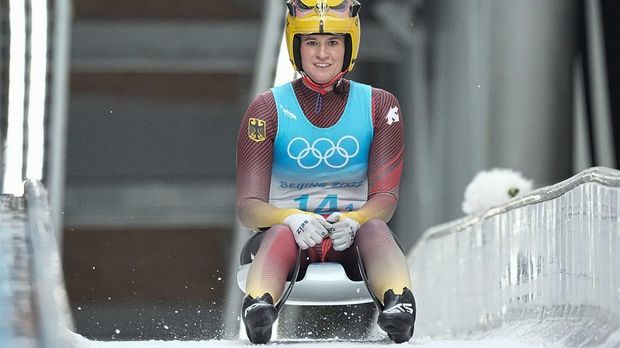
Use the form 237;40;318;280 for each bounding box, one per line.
290;0;356;19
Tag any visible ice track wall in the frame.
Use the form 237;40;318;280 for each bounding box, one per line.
0;181;75;348
408;167;620;347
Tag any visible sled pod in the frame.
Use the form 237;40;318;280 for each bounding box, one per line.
237;262;374;306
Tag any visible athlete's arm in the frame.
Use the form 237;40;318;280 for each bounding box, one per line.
236;92;303;229
347;88;404;224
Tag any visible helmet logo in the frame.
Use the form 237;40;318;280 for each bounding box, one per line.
314;3;329;17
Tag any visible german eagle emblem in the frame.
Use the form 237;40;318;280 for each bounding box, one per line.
248;118;266;142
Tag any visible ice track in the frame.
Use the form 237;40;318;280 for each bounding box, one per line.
69;330;549;348
74;338;547;348
2;167;620;347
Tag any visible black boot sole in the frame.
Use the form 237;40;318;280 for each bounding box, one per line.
377;312;414;343
244;305;278;344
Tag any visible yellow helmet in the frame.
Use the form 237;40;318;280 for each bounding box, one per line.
285;0;361;73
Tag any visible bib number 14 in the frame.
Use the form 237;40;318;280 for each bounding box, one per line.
294;194;353;214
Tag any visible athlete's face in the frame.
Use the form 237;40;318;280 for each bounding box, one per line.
300;34;345;85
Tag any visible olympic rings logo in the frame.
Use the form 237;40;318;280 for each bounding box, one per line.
287;135;359;169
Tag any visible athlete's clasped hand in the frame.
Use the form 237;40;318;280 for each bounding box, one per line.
283;213;331;249
326;212;360;251
285;211;361;251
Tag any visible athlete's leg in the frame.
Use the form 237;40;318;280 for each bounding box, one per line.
245;224;298;301
355;219;416;343
354;219;412;298
242;224;299;344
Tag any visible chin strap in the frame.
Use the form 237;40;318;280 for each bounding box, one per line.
301;71;347;95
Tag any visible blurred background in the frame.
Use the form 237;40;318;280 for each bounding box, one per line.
1;0;619;342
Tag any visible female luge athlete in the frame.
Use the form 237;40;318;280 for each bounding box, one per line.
236;0;416;344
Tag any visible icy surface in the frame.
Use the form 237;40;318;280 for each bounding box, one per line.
72;334;547;348
67;318;554;347
79;340;544;347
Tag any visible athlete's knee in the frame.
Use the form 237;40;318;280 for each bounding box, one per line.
262;224;296;247
356;218;398;248
362;218;388;229
359;218;390;237
267;224;293;235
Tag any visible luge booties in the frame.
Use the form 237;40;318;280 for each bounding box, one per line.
377;287;416;343
242;293;278;344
